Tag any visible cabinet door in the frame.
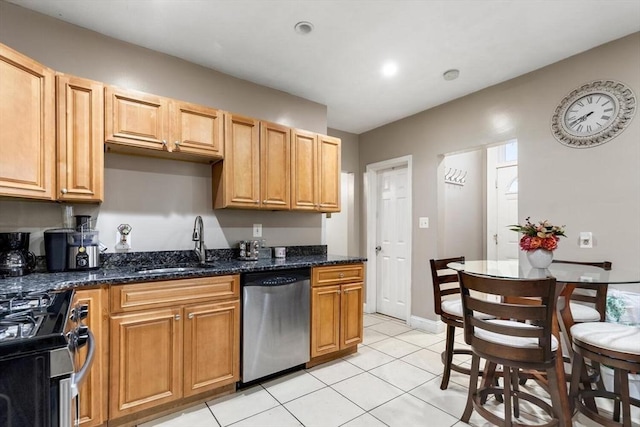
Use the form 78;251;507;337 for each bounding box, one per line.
318;135;341;213
340;283;364;348
213;114;260;208
73;289;108;427
290;129;318;211
56;74;104;202
0;43;55;200
105;86;170;151
109;308;182;418
311;285;341;357
183;300;240;397
260;121;290;210
171;101;223;159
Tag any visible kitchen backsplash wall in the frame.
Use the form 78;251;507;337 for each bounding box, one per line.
0;152;324;256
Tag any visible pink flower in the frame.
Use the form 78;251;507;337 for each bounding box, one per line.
529;237;542;250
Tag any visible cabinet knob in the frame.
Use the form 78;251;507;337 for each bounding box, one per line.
174;140;181;149
337;290;341;294
162;140;168;150
174;314;181;321
338;273;344;278
255;200;259;204
188;313;194;319
61;188;68;194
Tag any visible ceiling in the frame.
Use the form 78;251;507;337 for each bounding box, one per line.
8;0;640;134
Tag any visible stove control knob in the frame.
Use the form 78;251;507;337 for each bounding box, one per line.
75;325;90;348
70;304;89;322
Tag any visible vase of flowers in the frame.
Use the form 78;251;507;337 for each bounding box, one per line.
510;217;566;269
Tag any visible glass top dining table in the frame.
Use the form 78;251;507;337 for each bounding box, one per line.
446;259;639;426
446;259;640;285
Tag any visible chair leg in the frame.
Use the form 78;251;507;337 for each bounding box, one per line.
503;365;513;425
511;367;520;419
462;353;480;423
619;369;632;427
546;363;565;425
440;324;456;390
613;367;622;422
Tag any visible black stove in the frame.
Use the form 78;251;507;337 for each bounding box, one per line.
0;287;92;427
0;288;72;360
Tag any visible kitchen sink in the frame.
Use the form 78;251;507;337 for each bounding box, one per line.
136;267;201;274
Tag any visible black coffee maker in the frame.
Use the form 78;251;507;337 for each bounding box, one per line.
0;232;36;277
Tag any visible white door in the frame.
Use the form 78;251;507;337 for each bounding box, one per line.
496;165;519;260
376;166;410;320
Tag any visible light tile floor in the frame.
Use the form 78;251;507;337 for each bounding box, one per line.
139;313;634;427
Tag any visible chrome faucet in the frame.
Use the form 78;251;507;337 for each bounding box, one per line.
192;215;206;265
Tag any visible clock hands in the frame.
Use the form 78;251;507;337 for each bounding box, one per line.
568;111;594;128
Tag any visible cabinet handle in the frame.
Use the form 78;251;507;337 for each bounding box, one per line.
188;313;194;319
338;273;344;278
255;200;259;204
61;188;68;194
344;289;349;294
337;290;341;295
174;314;180;321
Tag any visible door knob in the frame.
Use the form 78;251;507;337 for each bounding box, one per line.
375;246;382;254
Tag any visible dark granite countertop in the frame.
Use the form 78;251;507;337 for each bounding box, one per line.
0;252;366;295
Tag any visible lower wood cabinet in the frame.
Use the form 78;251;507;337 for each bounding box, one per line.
108;276;240;421
310;264;364;360
72;288;109;427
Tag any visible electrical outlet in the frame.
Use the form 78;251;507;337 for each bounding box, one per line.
419;217;429;228
579;232;593;248
253;224;262;238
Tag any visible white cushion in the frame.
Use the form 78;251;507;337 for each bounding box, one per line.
475;319;558;351
441;299;492;319
570;302;601;322
571;322;640;355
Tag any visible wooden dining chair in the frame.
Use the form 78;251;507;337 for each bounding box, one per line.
459;271;564;426
552;260;611;324
569;322;640;426
429;257;473;390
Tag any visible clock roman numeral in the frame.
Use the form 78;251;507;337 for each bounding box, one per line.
601;115;610;121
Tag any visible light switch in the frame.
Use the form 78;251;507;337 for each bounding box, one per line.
253;224;262;238
579;232;592;248
419;217;429;229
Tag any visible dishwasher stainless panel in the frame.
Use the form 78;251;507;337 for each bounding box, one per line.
241;268;310;383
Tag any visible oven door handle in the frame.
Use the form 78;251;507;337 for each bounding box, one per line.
71;329;95;398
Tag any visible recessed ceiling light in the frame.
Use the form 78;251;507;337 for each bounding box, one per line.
443;69;460;81
294;21;314;35
382;62;398;77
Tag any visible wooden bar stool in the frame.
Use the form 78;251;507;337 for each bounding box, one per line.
569;322;640;427
459;271;564;426
429;257;474;390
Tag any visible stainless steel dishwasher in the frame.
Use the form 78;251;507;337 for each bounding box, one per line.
241;268;310;383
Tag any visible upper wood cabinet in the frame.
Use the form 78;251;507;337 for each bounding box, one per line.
0;43;55;200
291;130;341;213
213;114;260;208
213;115;291;209
56;74;104;202
105;86;223;162
105;86;170;152
260;121;291;209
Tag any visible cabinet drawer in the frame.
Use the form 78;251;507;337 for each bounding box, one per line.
312;264;364;287
111;275;239;313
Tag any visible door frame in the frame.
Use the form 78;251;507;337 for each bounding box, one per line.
364;155;413;322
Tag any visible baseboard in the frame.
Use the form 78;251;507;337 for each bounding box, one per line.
409;315;444;334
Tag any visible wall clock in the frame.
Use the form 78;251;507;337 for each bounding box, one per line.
551;80;636;148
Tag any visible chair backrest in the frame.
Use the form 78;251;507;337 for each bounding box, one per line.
458;271;558;365
552;260;611;321
430;256;465;315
